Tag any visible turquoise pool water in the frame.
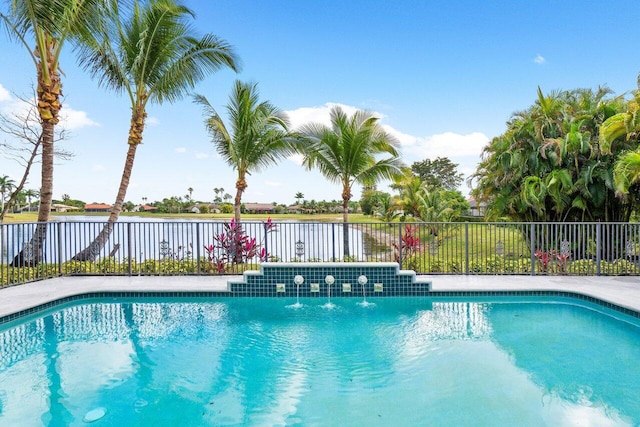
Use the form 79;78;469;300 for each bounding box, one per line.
1;296;639;426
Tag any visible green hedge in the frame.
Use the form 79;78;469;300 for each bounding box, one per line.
2;256;640;287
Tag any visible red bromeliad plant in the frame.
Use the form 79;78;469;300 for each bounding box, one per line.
393;225;421;269
204;218;275;272
534;249;569;273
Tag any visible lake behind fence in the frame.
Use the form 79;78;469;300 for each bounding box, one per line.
2;219;640;286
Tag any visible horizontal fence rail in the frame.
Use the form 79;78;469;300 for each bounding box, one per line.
2;220;640;287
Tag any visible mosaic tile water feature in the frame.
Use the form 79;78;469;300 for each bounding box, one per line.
227;262;432;297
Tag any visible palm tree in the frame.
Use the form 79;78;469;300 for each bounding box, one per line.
298;106;404;256
473;87;629;222
395;173;423;219
0;176;15;219
613;152;640;195
213;187;224;203
295;192;304;205
72;0;239;261
24;189;39;212
374;193;400;223
601;77;640;198
195;80;293;224
2;0;103;263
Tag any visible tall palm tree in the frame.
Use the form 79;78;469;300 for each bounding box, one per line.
298;106;403;256
194;80;293;224
2;0;104;263
24;189;39;212
0;176;15;219
395;174;423;219
72;0;239;261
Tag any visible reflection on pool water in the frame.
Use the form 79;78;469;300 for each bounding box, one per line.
1;297;639;426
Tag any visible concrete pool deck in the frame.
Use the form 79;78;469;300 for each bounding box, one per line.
1;274;640;319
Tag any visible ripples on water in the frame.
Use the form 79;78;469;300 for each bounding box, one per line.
1;298;640;426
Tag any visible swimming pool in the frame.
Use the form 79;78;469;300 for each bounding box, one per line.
1;296;639;426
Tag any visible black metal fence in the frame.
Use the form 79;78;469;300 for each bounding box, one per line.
2;220;640;286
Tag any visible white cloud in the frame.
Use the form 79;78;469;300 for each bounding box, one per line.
399;131;489;159
0;95;98;130
265;181;282;187
146;117;159;126
381;125;419;147
287;153;304;166
195;152;209;159
0;85;98;131
92;164;106;172
281;102;487;196
285;102;375;131
0;84;10;102
534;54;545;64
59;105;100;130
175;147;187;153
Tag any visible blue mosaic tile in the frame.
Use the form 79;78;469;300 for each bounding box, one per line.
2;262;640;325
229;262;432;298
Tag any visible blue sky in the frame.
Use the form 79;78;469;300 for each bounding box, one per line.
2;1;640;206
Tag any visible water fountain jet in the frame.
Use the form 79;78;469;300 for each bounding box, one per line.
287;275;305;309
323;275;336;309
357;274;375;307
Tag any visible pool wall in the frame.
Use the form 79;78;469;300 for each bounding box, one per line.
227;262;432;297
3;290;640;328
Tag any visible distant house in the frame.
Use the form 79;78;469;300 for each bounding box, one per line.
85;203;112;213
51;203;80;213
132;204;157;212
243;203;276;214
287;204;303;214
467;198;486;217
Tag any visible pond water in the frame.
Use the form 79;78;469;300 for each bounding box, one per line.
0;218;382;263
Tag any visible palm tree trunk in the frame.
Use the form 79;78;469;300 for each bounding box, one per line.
234;188;242;224
234;174;247;224
11;53;60;266
72;107;145;261
342;187;350;258
232;177;247;264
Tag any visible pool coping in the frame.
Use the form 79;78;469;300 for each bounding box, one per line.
1;275;639;323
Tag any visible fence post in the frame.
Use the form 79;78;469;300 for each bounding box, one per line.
263;221;269;264
127;222;133;276
57;222;63;276
530;223;536;276
398;222;403;267
196;222;201;275
596;222;601;276
465;222;469;274
331;223;336;261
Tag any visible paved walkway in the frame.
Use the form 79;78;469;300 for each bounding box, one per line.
1;275;640;319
